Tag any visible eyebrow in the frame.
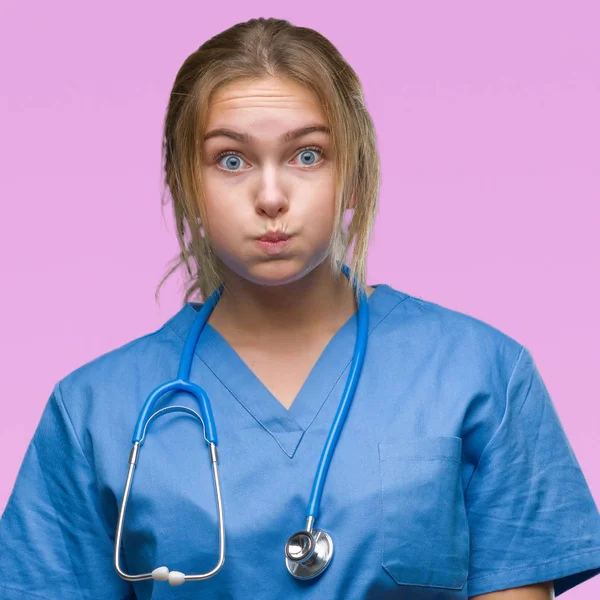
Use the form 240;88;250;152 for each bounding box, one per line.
203;124;331;144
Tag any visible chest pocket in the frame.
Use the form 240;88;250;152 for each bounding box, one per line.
378;435;469;590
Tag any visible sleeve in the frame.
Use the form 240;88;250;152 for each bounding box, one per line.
464;345;600;597
0;382;136;600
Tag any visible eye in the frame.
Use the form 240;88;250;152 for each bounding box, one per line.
214;152;246;172
213;146;325;173
293;146;324;167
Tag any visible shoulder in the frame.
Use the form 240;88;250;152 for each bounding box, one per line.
376;282;524;366
55;304;192;424
375;283;526;427
375;284;534;466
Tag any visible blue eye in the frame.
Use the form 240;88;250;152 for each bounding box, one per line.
219;154;244;171
297;148;320;166
214;146;325;172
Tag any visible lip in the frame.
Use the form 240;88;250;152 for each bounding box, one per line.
258;231;291;242
254;234;293;255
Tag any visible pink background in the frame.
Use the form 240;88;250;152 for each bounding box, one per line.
1;2;598;596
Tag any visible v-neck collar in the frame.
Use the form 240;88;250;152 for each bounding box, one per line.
166;283;407;458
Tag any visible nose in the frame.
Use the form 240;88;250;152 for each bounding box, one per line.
254;164;289;218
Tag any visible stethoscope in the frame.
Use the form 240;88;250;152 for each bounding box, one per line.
113;264;369;586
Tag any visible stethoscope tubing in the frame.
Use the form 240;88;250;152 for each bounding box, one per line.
131;286;223;445
115;264;368;584
305;272;368;520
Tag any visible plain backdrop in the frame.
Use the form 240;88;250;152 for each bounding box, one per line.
0;2;598;597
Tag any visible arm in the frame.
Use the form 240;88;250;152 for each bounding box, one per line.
465;346;600;597
470;580;554;598
0;383;136;599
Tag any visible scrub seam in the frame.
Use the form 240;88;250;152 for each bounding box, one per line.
0;584;134;600
463;344;525;497
54;381;93;471
35;384;86;600
0;585;52;600
466;546;600;580
52;382;136;595
53;325;169;472
164;289;409;456
301;294;411;435
165;323;301;456
379;454;461;463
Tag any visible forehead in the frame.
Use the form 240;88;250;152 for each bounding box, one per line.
205;76;326;128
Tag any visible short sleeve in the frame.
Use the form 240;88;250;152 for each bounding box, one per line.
0;383;135;600
465;345;600;597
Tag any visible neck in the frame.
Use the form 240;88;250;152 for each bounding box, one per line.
207;262;359;341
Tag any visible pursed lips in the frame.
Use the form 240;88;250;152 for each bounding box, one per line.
258;231;292;242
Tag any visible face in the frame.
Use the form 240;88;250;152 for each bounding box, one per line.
199;76;336;287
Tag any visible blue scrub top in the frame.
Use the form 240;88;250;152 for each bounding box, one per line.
2;283;600;599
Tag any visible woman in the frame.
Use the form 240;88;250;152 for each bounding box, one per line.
1;17;599;600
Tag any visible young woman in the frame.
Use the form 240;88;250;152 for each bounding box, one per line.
1;17;599;600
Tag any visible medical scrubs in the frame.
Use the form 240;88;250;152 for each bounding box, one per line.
1;283;600;599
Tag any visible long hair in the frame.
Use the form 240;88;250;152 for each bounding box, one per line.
156;17;380;304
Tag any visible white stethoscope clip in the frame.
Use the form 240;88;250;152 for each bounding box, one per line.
151;566;185;586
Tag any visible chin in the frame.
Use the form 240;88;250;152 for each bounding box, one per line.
236;260;315;287
248;265;306;286
218;248;330;287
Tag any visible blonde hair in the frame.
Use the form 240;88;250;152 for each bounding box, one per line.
156;17;380;304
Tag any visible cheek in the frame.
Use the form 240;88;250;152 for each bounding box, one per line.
302;178;337;236
204;201;242;248
315;165;336;216
200;181;246;243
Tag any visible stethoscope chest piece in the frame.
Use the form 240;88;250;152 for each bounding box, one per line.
284;529;334;580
